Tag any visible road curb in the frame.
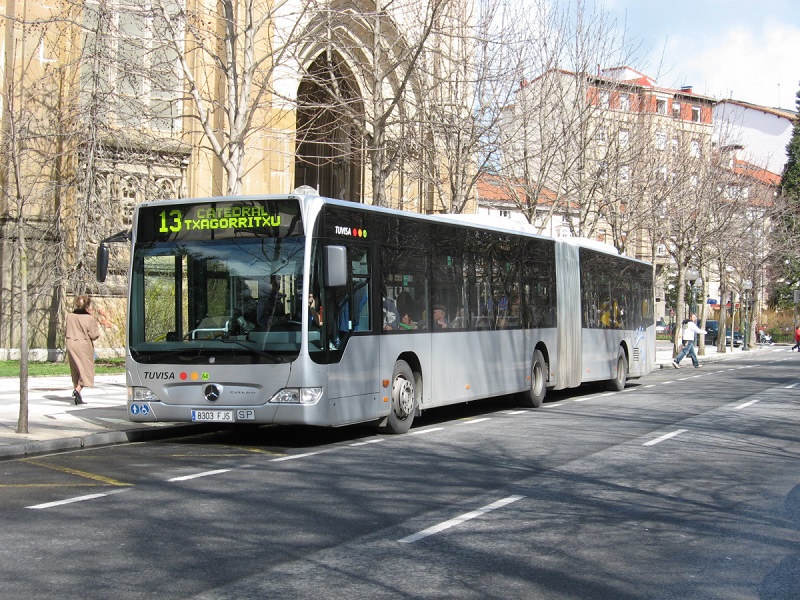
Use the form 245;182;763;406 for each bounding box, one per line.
0;423;213;461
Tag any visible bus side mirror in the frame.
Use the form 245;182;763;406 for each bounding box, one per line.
97;243;110;283
324;245;347;287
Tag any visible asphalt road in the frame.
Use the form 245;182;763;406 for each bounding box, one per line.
1;350;799;599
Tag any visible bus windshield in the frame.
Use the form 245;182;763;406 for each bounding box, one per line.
129;199;306;364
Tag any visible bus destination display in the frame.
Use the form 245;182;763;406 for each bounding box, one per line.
137;200;302;242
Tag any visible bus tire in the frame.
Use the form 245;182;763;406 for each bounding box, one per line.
606;347;628;391
519;349;546;408
384;360;417;434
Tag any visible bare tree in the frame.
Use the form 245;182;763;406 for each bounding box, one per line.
414;0;524;213
497;0;636;233
291;0;453;207
1;11;77;432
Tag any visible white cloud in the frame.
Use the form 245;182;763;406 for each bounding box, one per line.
678;20;800;107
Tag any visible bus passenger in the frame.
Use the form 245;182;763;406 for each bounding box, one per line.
399;311;417;330
433;304;449;329
307;294;321;327
383;296;399;330
257;276;285;326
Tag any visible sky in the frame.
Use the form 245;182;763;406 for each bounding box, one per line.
602;0;800;110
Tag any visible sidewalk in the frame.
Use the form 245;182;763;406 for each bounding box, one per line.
0;373;203;460
0;342;782;460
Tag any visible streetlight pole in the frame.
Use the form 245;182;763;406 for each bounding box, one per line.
687;269;700;317
742;279;753;351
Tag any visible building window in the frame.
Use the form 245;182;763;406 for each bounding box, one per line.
599;90;610;109
690;139;701;158
655;131;667;150
499;210;511;218
619;165;630;182
690;174;699;188
619;129;629;147
619;93;630;111
656;99;667;114
596;126;608;144
671;138;679;154
81;0;184;132
691;106;701;122
672;102;681;118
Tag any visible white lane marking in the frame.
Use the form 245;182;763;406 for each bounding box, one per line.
27;489;130;510
786;383;799;389
349;438;385;447
398;495;525;544
168;468;232;482
643;429;688;446
504;410;529;415
271;451;328;462
461;418;491;425
733;399;761;410
642;385;656;389
409;427;445;436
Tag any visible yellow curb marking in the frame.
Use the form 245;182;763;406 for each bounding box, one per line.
23;459;132;487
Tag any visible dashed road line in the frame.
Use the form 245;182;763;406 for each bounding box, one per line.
733;399;761;410
168;468;232;482
398;494;525;543
27;488;131;510
643;429;688;446
409;427;445;436
349;438;385;447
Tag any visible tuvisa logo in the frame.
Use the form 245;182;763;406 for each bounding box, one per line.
143;371;176;380
334;225;368;238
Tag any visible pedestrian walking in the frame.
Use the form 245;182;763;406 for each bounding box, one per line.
792;326;800;352
65;295;100;404
672;313;706;369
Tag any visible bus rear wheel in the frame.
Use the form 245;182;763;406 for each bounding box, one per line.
606;347;628;391
383;360;418;434
519;349;546;408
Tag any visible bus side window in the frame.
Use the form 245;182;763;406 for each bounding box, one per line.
330;244;371;346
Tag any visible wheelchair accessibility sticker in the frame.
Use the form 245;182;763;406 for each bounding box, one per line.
130;404;150;416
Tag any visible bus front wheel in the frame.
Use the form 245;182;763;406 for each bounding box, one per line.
384;360;418;434
519;350;546;408
606;347;628;391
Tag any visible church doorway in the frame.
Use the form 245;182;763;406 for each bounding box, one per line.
295;53;363;202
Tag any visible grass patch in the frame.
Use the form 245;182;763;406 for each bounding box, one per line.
0;359;125;378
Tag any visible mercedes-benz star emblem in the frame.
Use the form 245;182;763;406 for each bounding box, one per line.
204;384;221;402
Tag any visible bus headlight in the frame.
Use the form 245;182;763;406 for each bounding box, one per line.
129;387;161;403
269;387;323;404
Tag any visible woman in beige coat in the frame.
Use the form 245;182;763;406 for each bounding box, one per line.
66;295;100;405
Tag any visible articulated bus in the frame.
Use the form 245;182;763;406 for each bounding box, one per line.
97;192;655;434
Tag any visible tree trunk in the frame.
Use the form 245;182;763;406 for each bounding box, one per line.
16;212;29;434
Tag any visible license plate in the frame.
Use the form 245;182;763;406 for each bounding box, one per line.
191;410;234;422
236;409;256;421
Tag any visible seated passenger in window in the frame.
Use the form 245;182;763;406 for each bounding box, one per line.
383;296;399;330
450;308;466;329
433;304;449;329
399;311;417;330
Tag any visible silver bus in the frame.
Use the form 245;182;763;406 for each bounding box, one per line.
97;192;655;434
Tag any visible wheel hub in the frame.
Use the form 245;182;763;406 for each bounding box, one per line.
393;377;414;418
